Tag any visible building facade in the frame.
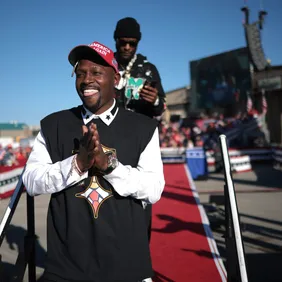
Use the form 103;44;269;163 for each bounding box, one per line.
165;86;190;120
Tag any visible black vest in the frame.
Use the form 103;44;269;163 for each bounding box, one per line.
40;106;157;282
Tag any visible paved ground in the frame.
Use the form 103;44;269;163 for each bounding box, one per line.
0;193;49;281
196;164;282;282
0;163;282;281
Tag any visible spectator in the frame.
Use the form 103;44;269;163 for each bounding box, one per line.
113;17;166;242
114;17;166;119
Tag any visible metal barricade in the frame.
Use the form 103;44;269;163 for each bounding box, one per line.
0;172;36;282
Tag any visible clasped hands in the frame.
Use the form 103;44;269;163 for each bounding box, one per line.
76;123;108;173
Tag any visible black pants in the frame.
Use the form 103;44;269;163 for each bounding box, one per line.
144;204;152;243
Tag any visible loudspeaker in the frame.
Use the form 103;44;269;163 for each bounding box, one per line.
244;23;268;71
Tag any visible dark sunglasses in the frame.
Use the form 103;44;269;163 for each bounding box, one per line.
118;39;138;47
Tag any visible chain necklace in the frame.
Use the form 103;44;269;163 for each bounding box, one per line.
116;54;137;90
123;54;137;78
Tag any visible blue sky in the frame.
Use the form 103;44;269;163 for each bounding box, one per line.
0;0;281;125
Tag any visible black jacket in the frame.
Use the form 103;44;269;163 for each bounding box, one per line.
115;53;166;118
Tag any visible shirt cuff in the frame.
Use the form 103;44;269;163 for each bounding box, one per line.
103;163;132;197
153;97;159;106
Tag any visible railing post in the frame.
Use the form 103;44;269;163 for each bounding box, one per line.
0;176;24;246
224;184;239;282
219;134;248;282
26;194;36;282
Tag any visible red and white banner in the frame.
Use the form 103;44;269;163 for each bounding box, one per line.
0;162;25;199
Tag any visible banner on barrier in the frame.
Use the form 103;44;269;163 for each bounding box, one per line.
0;164;24;199
161;148;186;163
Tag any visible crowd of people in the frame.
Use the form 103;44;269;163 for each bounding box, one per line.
159;111;267;150
0;144;31;167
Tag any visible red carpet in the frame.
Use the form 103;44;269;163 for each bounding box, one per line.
151;164;226;282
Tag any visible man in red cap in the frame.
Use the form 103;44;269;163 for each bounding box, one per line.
23;41;164;282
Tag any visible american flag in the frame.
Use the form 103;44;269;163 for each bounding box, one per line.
262;92;268;115
246;92;253;113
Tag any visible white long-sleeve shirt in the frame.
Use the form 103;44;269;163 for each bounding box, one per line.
22;102;165;204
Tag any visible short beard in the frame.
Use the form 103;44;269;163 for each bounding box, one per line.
84;95;102;114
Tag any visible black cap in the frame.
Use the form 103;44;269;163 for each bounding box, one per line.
114;17;142;41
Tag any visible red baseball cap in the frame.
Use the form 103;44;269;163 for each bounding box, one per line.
68;41;118;73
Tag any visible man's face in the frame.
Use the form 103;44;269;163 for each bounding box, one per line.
116;37;138;61
75;59;120;114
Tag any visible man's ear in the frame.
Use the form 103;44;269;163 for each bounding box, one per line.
114;72;121;86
